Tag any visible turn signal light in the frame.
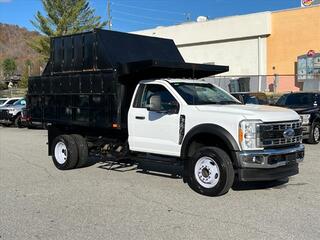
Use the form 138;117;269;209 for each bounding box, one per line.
239;128;244;143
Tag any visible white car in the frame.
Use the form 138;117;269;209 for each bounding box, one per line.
0;97;21;107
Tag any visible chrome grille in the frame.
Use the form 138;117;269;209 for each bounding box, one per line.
259;121;302;147
0;110;10;120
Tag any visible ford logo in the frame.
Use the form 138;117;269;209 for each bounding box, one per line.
283;128;295;138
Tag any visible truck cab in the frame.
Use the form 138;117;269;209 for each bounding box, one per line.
126;79;304;195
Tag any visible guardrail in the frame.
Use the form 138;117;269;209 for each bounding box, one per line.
0;88;27;98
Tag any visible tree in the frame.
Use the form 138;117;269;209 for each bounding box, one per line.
2;58;17;78
30;0;107;60
0;81;8;90
19;60;32;88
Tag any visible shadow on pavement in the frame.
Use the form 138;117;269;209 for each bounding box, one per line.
232;178;289;191
89;155;300;191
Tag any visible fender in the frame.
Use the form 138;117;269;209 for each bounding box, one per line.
180;123;240;159
312;113;320;123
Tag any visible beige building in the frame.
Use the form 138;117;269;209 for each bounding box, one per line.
134;12;271;77
133;5;320;92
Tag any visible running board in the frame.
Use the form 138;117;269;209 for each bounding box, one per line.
131;153;184;176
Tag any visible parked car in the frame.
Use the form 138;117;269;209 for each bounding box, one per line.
231;92;269;105
0;97;21;107
275;92;320;144
0;98;26;127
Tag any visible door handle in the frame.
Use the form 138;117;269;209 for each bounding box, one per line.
135;116;145;120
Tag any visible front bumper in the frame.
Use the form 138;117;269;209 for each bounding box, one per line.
0;112;14;124
238;163;299;181
236;144;304;181
302;124;311;139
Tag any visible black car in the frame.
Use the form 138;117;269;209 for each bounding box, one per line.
231;92;269;105
275;92;320;144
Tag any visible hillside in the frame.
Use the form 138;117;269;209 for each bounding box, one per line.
0;23;43;78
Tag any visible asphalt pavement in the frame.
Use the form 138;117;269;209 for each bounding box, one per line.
0;127;319;240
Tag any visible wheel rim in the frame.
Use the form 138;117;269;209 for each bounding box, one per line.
194;156;220;188
314;126;320;141
54;141;68;164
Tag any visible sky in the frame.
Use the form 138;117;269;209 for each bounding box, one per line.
0;0;301;33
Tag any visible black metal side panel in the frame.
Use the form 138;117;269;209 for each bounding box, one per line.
46;29;228;79
73;34;84;71
28;71;120;130
96;30;185;70
50;32;96;73
52;38;63;73
83;33;95;70
63;37;73;71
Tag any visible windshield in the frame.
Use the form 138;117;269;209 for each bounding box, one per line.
6;99;18;105
0;99;8;105
277;93;315;107
13;99;26;106
245;94;268;105
171;82;240;105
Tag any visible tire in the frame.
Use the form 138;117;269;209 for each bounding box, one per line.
70;134;88;168
187;147;234;196
14;115;22;128
51;135;79;170
307;122;320;144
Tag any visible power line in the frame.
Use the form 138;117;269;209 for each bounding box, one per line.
112;17;156;26
111;2;186;16
112;9;182;23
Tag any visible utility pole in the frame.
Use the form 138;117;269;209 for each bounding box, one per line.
107;0;112;30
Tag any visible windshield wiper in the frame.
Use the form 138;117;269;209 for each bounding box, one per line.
197;102;219;105
218;100;241;105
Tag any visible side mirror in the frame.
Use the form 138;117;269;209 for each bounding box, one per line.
148;95;161;112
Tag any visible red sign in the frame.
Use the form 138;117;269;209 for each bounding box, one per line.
302;0;313;6
307;50;316;57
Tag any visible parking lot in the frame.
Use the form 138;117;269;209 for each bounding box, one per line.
0;127;319;240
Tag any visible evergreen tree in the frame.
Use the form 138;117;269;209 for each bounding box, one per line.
2;58;17;78
31;0;107;60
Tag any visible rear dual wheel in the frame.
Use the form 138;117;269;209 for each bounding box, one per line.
51;134;88;170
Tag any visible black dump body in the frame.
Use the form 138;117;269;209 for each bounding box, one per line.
27;29;228;131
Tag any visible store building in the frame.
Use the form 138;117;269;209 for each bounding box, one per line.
134;5;320;92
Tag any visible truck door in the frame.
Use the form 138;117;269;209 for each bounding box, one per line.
128;83;181;156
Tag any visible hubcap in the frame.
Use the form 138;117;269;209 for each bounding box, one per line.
54;141;68;164
314;126;320;141
194;156;220;188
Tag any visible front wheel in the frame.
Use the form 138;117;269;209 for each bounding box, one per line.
307;123;320;144
14;115;22;128
187;147;234;196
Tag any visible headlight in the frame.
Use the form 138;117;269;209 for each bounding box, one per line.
300;114;310;125
8;108;15;113
239;120;263;150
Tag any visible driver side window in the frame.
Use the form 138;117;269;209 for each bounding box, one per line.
138;84;179;112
